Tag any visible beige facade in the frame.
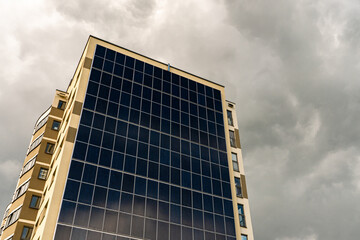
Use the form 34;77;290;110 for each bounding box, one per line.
0;36;254;240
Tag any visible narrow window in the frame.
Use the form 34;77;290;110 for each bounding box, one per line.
238;204;246;227
229;130;236;147
227;110;234;126
241;235;248;240
45;143;55;154
38;168;48;180
29;195;41;209
232;153;239;172
57;100;66;110
51;120;61;131
20;226;33;240
234;177;242;197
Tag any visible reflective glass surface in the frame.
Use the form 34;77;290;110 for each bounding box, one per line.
55;45;235;240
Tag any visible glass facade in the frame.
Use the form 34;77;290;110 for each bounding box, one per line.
54;45;236;240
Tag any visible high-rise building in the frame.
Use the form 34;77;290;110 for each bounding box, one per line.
0;36;253;240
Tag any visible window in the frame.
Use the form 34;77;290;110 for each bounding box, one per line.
45;143;55;154
51;120;61;131
241;234;248;240
20;226;32;240
33;115;48;133
227;110;234;126
232;153;239;172
238;204;246;227
20;155;37;176
229;130;236;147
27;134;43;155
13;180;30;201
29;195;41;209
235;177;242;197
57;100;66;110
38;168;48;180
5;207;21;228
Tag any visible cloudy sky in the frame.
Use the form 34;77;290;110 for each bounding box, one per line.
1;0;360;239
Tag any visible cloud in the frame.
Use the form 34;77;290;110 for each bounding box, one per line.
1;0;360;239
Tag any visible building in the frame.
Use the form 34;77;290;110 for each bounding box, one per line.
0;36;254;240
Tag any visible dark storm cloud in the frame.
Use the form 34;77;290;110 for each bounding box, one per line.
224;0;360;239
0;0;359;239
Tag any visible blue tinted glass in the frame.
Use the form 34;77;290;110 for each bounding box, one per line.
73;142;87;160
93;187;107;208
161;119;170;134
135;177;147;196
159;183;169;201
68;160;84;180
182;171;191;188
124;155;136;173
109;171;122;190
122;174;134;193
87;81;99;96
89;207;104;230
112;152;124;170
125;56;134;68
103;60;114;73
171;152;180;168
118;213;131;234
146;199;157;218
120;192;133;213
95;45;106;57
138;142;148;159
82;164;97;183
102;132;114;149
154;66;162;78
148;162;159;179
79;183;94;204
147;180;158;198
58;201;76;224
103;211;118;234
170;204;181;224
133;195;145;216
171;186;180;204
204;212;214;231
93;56;104;69
193;192;202;209
182;207;192;226
64;180;79;201
136;159;147;177
160;165;169;182
160;149;170;165
144;63;153;75
134;71;143;84
80;110;93;126
86;144;100;163
192;173;201;191
107;190;120;210
182;189;191;207
96;167;109;187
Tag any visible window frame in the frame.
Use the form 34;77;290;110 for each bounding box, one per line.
241;234;248;240
57;100;66;110
20;155;37;177
38;168;48;180
51;120;61;131
227;110;234;126
45;143;55;154
229;130;236;147
232;152;239;172
238;204;246;228
29;195;41;209
20;226;33;240
234;177;242;197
